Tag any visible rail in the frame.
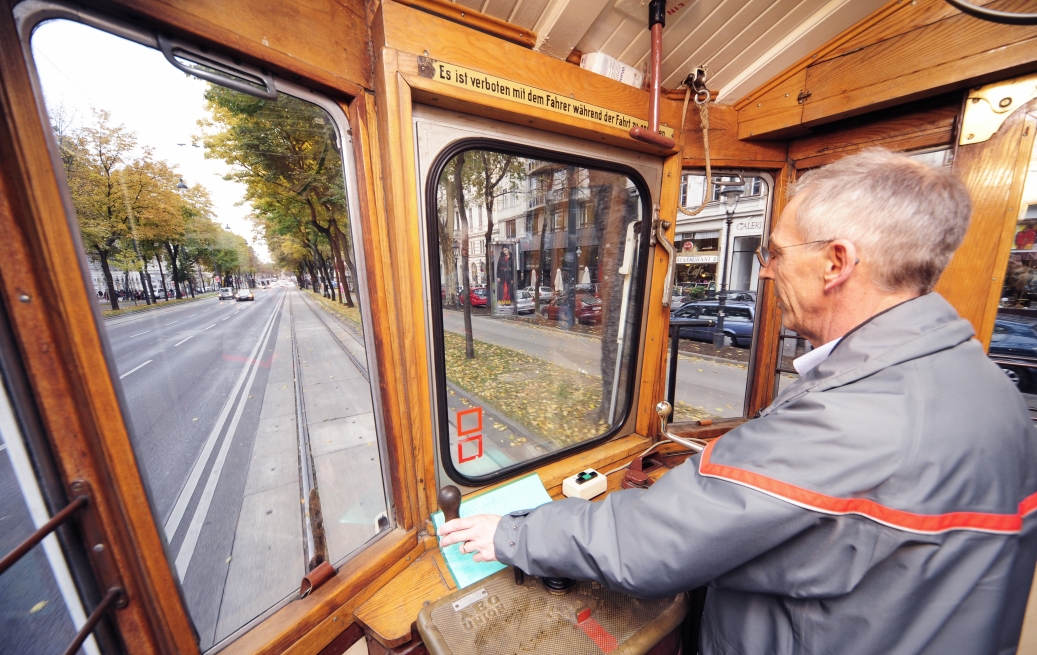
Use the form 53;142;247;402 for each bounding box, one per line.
0;486;124;655
666;318;715;408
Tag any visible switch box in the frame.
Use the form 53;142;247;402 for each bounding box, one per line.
562;468;606;500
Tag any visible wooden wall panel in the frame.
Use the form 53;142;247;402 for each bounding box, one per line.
738;0;1037;140
379;0;684;156
682;103;787;168
790;93;959;169
935;100;1037;345
83;0;371;96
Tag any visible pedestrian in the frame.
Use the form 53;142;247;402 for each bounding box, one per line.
439;149;1037;654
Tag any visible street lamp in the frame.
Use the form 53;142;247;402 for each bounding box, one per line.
176;178;188;191
713;183;744;349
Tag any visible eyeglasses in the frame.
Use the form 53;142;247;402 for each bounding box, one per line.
755;240;831;267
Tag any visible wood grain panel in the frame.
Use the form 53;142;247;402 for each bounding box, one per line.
802;0;1037;128
935;100;1037;344
348;91;422;535
745;164;794;416
789;94;959;169
682;103;787;168
737;70;807;140
817;0;963;63
87;0;370;96
635;153;685;438
354;551;453;648
380;0;684;148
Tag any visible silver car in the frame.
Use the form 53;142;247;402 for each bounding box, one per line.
515;289;534;314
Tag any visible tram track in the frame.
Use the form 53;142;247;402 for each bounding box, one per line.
298;292;369;382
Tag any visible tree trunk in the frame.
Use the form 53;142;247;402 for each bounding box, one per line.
440;167;459;308
164;243;184;299
155;252;169;301
455;152;475;359
327;218;353;307
97;249;119;311
332;219;356;307
138;267;152;305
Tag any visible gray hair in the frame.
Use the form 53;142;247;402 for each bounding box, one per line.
791;148;972;293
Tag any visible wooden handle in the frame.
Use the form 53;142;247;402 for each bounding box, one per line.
438;485;461;522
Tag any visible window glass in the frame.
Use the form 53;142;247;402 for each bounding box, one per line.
32;19;389;649
668;171;770;422
996;141;1037;417
431;150;646;481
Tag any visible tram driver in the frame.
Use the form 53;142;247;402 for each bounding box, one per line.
439;149;1037;654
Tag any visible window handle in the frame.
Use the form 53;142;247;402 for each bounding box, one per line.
157;34;278;101
650;213;676;307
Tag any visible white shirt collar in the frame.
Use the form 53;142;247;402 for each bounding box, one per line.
792;338;842;376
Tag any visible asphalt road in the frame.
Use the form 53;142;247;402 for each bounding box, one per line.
106;288;286;648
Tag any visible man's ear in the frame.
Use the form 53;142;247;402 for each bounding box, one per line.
823;239;858;292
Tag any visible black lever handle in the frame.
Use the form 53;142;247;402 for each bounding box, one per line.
438;485;461;522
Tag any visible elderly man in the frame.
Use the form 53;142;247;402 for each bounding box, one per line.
439;149;1037;654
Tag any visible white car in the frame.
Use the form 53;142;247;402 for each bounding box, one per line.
235;288;254;302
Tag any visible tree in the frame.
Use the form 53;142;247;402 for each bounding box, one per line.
454;152;476;359
468;153;522;313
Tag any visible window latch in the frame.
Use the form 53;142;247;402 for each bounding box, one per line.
157;34;278;101
651;211;676;307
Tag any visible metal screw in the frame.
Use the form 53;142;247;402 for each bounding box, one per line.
423;50;429;56
18;294;30;303
93;544;104;553
423;600;431;606
967;134;974;140
1000;97;1013;108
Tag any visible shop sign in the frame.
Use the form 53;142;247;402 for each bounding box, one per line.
731;218;764;236
676;254;718;264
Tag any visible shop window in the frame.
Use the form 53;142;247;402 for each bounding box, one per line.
669;171;772;422
30;18;391;650
429;146;648;483
506;220;517;238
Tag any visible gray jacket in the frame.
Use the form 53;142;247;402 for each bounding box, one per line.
494;294;1037;654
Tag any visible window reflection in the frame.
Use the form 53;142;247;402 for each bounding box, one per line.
432;151;646;481
32;19;389;650
667;172;769;422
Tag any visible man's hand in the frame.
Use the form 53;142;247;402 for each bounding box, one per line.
438;514;502;563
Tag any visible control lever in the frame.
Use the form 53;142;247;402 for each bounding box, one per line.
655;401;707;453
650;214;676;307
438;485;462;522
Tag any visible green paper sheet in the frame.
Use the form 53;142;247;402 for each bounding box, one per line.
431;473;553;589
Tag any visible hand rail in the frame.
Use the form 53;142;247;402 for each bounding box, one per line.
1;487;124;654
666;318;714;408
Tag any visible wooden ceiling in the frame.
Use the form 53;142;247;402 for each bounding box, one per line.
451;0;890;102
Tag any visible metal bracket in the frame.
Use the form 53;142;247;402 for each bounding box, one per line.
960;73;1037;145
69;480;127;609
652;214;676;307
797;90;812;105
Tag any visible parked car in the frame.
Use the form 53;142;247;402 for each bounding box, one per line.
235;288;255;302
468;286;488;307
515;290;534;314
671;301;755;348
543;291;603;324
989;316;1037;389
523;286;554;300
219;287;234;300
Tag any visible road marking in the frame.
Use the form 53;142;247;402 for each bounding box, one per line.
119;360;153;379
174;295;284;580
166;320;179;325
163;293;285;543
204;324;216;331
173;336;193;347
234;311;240;315
129;331;150;338
222;317;230;321
188;314;197;317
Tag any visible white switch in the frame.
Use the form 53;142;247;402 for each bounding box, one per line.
562;468;606;500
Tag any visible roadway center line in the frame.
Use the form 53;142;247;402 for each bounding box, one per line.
163;293;285;541
129;330;150;338
119;360;153;379
222;317;230;321
166;320;179;325
204;324;216;331
188;314;197;317
173;295;284;580
174;336;193;347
